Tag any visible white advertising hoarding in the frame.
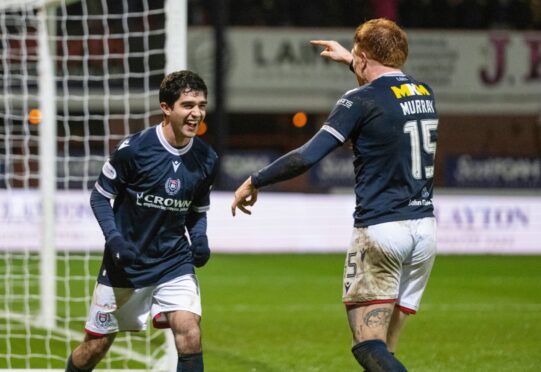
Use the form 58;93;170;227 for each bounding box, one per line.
1;190;540;254
188;27;541;114
0;190;101;251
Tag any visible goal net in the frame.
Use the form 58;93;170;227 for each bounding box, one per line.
0;0;185;370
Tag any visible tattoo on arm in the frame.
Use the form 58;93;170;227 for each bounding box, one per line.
363;308;392;328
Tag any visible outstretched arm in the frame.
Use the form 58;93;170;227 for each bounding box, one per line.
310;40;353;66
231;130;340;216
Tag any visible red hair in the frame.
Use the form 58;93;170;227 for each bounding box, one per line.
354;18;408;68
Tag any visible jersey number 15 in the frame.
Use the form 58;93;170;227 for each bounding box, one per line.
403;119;438;180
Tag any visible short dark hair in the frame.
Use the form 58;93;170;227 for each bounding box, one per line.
159;70;208;108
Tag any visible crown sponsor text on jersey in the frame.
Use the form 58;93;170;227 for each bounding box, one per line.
136;192;192;212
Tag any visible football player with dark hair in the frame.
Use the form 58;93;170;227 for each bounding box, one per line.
66;70;218;372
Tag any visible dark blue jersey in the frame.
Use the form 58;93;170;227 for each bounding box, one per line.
94;124;218;288
323;72;438;227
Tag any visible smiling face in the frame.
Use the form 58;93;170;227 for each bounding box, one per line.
158;70;208;146
160;89;207;145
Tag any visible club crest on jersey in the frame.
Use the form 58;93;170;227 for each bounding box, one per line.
95;311;112;328
165;178;181;196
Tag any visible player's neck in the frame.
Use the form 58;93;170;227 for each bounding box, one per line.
366;64;402;82
161;121;191;148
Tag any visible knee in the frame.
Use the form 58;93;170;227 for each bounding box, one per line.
72;334;115;369
174;325;201;353
86;340;110;362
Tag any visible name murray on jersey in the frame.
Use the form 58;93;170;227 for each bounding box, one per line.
391;83;435;116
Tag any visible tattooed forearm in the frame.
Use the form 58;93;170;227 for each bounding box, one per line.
363;308;392;328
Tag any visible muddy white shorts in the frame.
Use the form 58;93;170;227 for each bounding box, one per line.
342;217;436;314
85;274;201;336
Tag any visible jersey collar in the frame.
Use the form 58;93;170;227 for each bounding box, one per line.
374;71;405;80
156;124;193;156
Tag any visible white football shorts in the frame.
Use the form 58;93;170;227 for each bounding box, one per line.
342;217;436;314
85;274;201;336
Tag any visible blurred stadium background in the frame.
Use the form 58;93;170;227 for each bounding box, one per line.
1;0;540;371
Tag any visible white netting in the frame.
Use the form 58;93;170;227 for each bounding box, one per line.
0;0;176;370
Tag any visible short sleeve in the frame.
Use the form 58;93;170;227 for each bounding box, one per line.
94;137;134;199
322;91;364;143
191;154;219;213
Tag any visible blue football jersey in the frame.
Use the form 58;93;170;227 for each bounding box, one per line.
94;124;218;288
322;72;438;227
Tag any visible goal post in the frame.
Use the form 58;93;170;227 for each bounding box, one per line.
37;1;57;331
164;0;187;74
0;0;187;370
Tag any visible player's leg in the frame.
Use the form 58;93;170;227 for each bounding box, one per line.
66;333;116;371
167;310;201;353
65;283;153;371
343;224;411;371
347;303;406;371
386;307;409;353
167;310;203;371
347;302;394;342
151;274;203;372
390;217;437;353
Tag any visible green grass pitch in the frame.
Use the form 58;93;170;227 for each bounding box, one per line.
1;254;541;371
200;254;541;371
